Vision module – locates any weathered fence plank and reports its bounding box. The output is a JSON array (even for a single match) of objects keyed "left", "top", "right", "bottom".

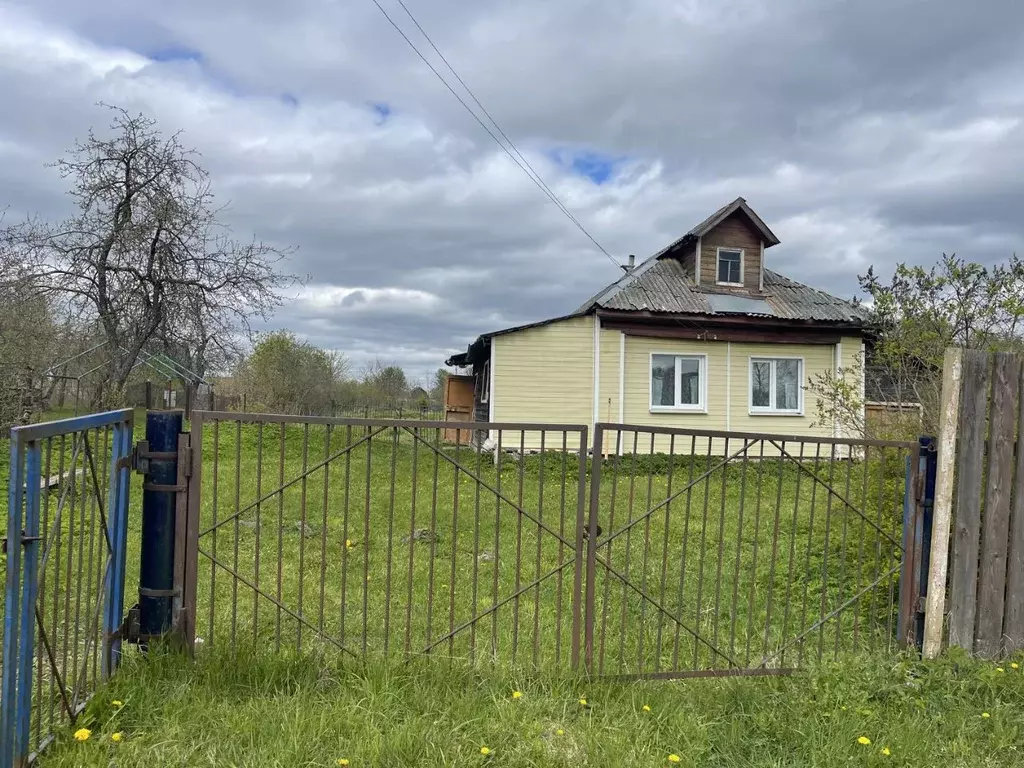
[
  {"left": 975, "top": 352, "right": 1019, "bottom": 657},
  {"left": 949, "top": 349, "right": 989, "bottom": 651},
  {"left": 1004, "top": 362, "right": 1024, "bottom": 654},
  {"left": 923, "top": 347, "right": 962, "bottom": 658}
]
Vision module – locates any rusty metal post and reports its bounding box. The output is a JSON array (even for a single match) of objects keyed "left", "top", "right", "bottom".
[{"left": 582, "top": 425, "right": 602, "bottom": 673}]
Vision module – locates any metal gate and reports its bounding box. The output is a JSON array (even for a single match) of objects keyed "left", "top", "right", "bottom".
[
  {"left": 177, "top": 412, "right": 928, "bottom": 678},
  {"left": 181, "top": 413, "right": 589, "bottom": 671},
  {"left": 1, "top": 410, "right": 133, "bottom": 767},
  {"left": 584, "top": 424, "right": 927, "bottom": 679}
]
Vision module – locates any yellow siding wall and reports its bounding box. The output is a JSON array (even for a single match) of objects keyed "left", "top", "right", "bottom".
[
  {"left": 598, "top": 327, "right": 622, "bottom": 422},
  {"left": 489, "top": 314, "right": 865, "bottom": 455},
  {"left": 620, "top": 336, "right": 729, "bottom": 453},
  {"left": 491, "top": 315, "right": 594, "bottom": 449}
]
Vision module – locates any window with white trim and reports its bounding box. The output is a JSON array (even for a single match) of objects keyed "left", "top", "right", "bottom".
[
  {"left": 750, "top": 358, "right": 802, "bottom": 413},
  {"left": 650, "top": 354, "right": 705, "bottom": 411},
  {"left": 716, "top": 248, "right": 743, "bottom": 285},
  {"left": 480, "top": 360, "right": 490, "bottom": 403}
]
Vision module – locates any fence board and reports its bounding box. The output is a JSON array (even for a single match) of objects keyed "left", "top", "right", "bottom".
[
  {"left": 1004, "top": 362, "right": 1024, "bottom": 654},
  {"left": 949, "top": 349, "right": 989, "bottom": 651},
  {"left": 975, "top": 352, "right": 1019, "bottom": 657}
]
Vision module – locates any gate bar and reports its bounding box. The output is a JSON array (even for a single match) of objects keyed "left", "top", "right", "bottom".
[{"left": 1, "top": 436, "right": 25, "bottom": 767}]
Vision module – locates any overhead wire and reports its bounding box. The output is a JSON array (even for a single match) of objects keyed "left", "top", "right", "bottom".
[{"left": 366, "top": 0, "right": 623, "bottom": 272}]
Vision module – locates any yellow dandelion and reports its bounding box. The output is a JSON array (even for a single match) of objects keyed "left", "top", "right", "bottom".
[
  {"left": 511, "top": 690, "right": 522, "bottom": 699},
  {"left": 111, "top": 700, "right": 124, "bottom": 708},
  {"left": 881, "top": 746, "right": 891, "bottom": 756},
  {"left": 111, "top": 732, "right": 123, "bottom": 743},
  {"left": 73, "top": 728, "right": 91, "bottom": 742},
  {"left": 1012, "top": 662, "right": 1020, "bottom": 670},
  {"left": 642, "top": 704, "right": 651, "bottom": 712},
  {"left": 480, "top": 745, "right": 492, "bottom": 756},
  {"left": 857, "top": 736, "right": 871, "bottom": 746},
  {"left": 345, "top": 539, "right": 353, "bottom": 549},
  {"left": 982, "top": 712, "right": 991, "bottom": 718},
  {"left": 555, "top": 729, "right": 564, "bottom": 736},
  {"left": 336, "top": 760, "right": 350, "bottom": 767},
  {"left": 579, "top": 697, "right": 588, "bottom": 706},
  {"left": 668, "top": 755, "right": 681, "bottom": 764},
  {"left": 996, "top": 667, "right": 1005, "bottom": 673}
]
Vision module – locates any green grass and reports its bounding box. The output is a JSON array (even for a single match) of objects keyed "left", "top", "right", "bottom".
[{"left": 36, "top": 647, "right": 1024, "bottom": 767}]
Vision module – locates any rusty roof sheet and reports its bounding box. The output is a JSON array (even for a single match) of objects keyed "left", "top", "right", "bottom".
[{"left": 592, "top": 259, "right": 868, "bottom": 323}]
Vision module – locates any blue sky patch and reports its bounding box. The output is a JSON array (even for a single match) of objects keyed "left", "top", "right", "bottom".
[
  {"left": 369, "top": 102, "right": 392, "bottom": 125},
  {"left": 548, "top": 148, "right": 623, "bottom": 184},
  {"left": 148, "top": 45, "right": 204, "bottom": 64}
]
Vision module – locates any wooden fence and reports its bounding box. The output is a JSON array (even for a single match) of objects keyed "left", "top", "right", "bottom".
[{"left": 939, "top": 349, "right": 1024, "bottom": 658}]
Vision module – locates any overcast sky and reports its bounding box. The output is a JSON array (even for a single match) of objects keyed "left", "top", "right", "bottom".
[{"left": 2, "top": 0, "right": 1022, "bottom": 382}]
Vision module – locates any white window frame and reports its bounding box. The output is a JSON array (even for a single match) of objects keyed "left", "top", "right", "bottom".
[
  {"left": 749, "top": 356, "right": 804, "bottom": 415},
  {"left": 716, "top": 247, "right": 744, "bottom": 287},
  {"left": 649, "top": 352, "right": 707, "bottom": 413},
  {"left": 480, "top": 360, "right": 490, "bottom": 404}
]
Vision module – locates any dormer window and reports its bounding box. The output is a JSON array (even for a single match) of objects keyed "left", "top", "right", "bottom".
[{"left": 716, "top": 248, "right": 743, "bottom": 286}]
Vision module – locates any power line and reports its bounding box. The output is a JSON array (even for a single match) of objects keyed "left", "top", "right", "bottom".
[
  {"left": 391, "top": 0, "right": 604, "bottom": 254},
  {"left": 366, "top": 0, "right": 622, "bottom": 272}
]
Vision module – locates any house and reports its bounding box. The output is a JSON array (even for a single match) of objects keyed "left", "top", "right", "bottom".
[{"left": 445, "top": 198, "right": 868, "bottom": 453}]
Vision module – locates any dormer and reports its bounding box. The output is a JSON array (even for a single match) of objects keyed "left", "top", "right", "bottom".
[{"left": 671, "top": 198, "right": 780, "bottom": 294}]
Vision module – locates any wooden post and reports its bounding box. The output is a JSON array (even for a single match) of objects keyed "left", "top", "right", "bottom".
[
  {"left": 1005, "top": 362, "right": 1024, "bottom": 654},
  {"left": 145, "top": 380, "right": 153, "bottom": 410},
  {"left": 923, "top": 347, "right": 963, "bottom": 658},
  {"left": 976, "top": 352, "right": 1020, "bottom": 657},
  {"left": 949, "top": 349, "right": 989, "bottom": 652}
]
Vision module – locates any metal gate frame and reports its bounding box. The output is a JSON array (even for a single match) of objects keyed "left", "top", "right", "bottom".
[
  {"left": 1, "top": 410, "right": 133, "bottom": 768},
  {"left": 179, "top": 413, "right": 591, "bottom": 669},
  {"left": 174, "top": 412, "right": 930, "bottom": 679},
  {"left": 581, "top": 423, "right": 931, "bottom": 679}
]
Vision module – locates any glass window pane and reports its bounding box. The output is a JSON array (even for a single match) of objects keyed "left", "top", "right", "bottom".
[
  {"left": 679, "top": 357, "right": 700, "bottom": 405},
  {"left": 751, "top": 360, "right": 771, "bottom": 407},
  {"left": 775, "top": 359, "right": 800, "bottom": 410},
  {"left": 651, "top": 354, "right": 675, "bottom": 407},
  {"left": 718, "top": 250, "right": 741, "bottom": 283}
]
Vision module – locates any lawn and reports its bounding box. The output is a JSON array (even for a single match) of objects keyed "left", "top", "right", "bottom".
[{"left": 35, "top": 647, "right": 1024, "bottom": 767}]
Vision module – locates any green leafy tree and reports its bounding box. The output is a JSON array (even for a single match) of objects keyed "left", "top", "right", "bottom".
[
  {"left": 807, "top": 253, "right": 1024, "bottom": 437},
  {"left": 237, "top": 331, "right": 346, "bottom": 415}
]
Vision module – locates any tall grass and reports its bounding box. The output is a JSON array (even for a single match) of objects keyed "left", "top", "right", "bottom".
[{"left": 36, "top": 647, "right": 1024, "bottom": 767}]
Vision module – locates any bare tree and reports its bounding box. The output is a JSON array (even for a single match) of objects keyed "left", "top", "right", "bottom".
[{"left": 2, "top": 105, "right": 297, "bottom": 403}]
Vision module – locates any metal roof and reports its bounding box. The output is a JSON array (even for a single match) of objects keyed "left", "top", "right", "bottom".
[{"left": 592, "top": 259, "right": 868, "bottom": 323}]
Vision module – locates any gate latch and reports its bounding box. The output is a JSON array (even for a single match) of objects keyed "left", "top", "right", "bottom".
[
  {"left": 118, "top": 441, "right": 180, "bottom": 476},
  {"left": 0, "top": 531, "right": 43, "bottom": 554}
]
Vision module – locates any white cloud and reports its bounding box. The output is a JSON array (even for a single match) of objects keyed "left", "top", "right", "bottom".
[{"left": 1, "top": 0, "right": 1023, "bottom": 382}]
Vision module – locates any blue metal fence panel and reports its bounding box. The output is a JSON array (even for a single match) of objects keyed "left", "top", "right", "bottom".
[
  {"left": 1, "top": 409, "right": 134, "bottom": 768},
  {"left": 1, "top": 437, "right": 25, "bottom": 767}
]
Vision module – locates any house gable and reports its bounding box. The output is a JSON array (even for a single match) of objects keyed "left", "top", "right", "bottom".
[{"left": 697, "top": 210, "right": 765, "bottom": 293}]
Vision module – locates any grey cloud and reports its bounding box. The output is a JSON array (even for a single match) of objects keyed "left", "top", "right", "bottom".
[{"left": 2, "top": 0, "right": 1024, "bottom": 383}]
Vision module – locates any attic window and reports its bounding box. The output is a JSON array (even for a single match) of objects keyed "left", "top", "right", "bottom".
[{"left": 716, "top": 248, "right": 743, "bottom": 286}]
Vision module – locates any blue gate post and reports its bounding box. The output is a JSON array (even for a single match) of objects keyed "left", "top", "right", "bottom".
[
  {"left": 1, "top": 436, "right": 25, "bottom": 768},
  {"left": 898, "top": 437, "right": 937, "bottom": 649},
  {"left": 139, "top": 411, "right": 183, "bottom": 642},
  {"left": 914, "top": 437, "right": 938, "bottom": 648},
  {"left": 13, "top": 441, "right": 42, "bottom": 761},
  {"left": 102, "top": 421, "right": 134, "bottom": 678}
]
